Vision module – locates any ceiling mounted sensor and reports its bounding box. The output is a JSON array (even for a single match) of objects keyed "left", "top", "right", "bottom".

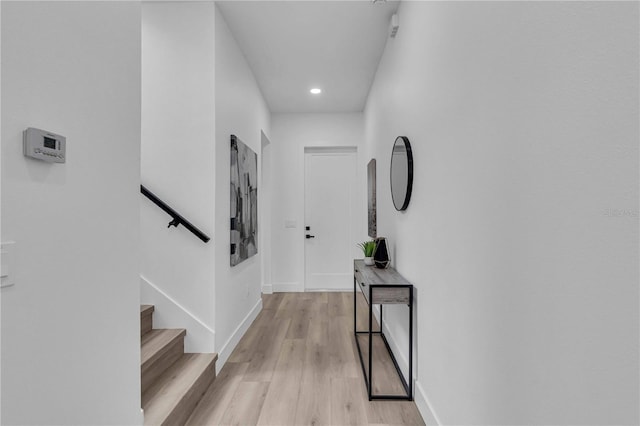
[{"left": 389, "top": 13, "right": 399, "bottom": 38}]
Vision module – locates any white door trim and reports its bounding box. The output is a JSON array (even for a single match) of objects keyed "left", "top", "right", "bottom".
[
  {"left": 260, "top": 130, "right": 273, "bottom": 294},
  {"left": 304, "top": 146, "right": 357, "bottom": 154},
  {"left": 303, "top": 146, "right": 358, "bottom": 292}
]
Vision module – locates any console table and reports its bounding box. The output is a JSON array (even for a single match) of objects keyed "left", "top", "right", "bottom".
[{"left": 353, "top": 259, "right": 413, "bottom": 400}]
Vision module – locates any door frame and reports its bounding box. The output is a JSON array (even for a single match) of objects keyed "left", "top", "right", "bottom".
[
  {"left": 260, "top": 130, "right": 272, "bottom": 294},
  {"left": 303, "top": 146, "right": 359, "bottom": 292}
]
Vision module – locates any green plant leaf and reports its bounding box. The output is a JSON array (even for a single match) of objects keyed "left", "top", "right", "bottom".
[{"left": 357, "top": 240, "right": 376, "bottom": 257}]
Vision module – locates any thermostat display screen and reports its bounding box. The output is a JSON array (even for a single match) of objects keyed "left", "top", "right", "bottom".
[{"left": 43, "top": 136, "right": 56, "bottom": 150}]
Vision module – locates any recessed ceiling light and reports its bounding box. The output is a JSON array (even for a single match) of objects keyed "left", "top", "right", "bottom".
[{"left": 310, "top": 88, "right": 322, "bottom": 95}]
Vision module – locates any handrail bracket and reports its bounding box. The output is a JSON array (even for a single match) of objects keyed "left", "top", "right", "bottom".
[{"left": 140, "top": 185, "right": 211, "bottom": 243}]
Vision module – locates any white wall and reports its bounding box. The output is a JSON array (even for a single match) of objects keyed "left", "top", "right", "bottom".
[
  {"left": 270, "top": 113, "right": 365, "bottom": 292},
  {"left": 364, "top": 2, "right": 638, "bottom": 425},
  {"left": 141, "top": 2, "right": 216, "bottom": 353},
  {"left": 214, "top": 7, "right": 270, "bottom": 367},
  {"left": 0, "top": 3, "right": 3, "bottom": 419},
  {"left": 1, "top": 2, "right": 142, "bottom": 424}
]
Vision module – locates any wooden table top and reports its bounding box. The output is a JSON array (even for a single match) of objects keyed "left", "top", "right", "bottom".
[{"left": 354, "top": 259, "right": 411, "bottom": 286}]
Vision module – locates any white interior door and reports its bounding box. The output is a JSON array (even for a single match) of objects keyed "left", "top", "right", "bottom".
[{"left": 304, "top": 148, "right": 358, "bottom": 291}]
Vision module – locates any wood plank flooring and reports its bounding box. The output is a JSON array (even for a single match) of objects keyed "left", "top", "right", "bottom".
[{"left": 186, "top": 292, "right": 425, "bottom": 426}]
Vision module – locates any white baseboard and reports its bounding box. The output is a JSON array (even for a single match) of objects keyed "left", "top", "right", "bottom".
[
  {"left": 375, "top": 311, "right": 440, "bottom": 425},
  {"left": 305, "top": 288, "right": 353, "bottom": 292},
  {"left": 272, "top": 282, "right": 303, "bottom": 292},
  {"left": 216, "top": 297, "right": 262, "bottom": 373},
  {"left": 415, "top": 380, "right": 442, "bottom": 426},
  {"left": 262, "top": 284, "right": 273, "bottom": 294},
  {"left": 140, "top": 275, "right": 215, "bottom": 353},
  {"left": 272, "top": 282, "right": 353, "bottom": 293},
  {"left": 375, "top": 308, "right": 409, "bottom": 382}
]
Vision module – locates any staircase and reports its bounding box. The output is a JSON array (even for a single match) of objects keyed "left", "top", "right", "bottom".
[{"left": 140, "top": 305, "right": 218, "bottom": 426}]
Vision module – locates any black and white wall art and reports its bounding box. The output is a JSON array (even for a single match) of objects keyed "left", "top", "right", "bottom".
[{"left": 230, "top": 134, "right": 258, "bottom": 266}]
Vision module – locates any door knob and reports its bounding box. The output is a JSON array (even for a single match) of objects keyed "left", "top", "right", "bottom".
[{"left": 306, "top": 234, "right": 315, "bottom": 239}]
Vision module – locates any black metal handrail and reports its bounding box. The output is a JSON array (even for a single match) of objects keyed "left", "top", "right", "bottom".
[{"left": 140, "top": 185, "right": 211, "bottom": 243}]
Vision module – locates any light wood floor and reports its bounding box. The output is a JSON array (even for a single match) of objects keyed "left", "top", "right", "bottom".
[{"left": 186, "top": 292, "right": 425, "bottom": 426}]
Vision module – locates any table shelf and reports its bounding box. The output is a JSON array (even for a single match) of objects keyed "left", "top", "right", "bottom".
[{"left": 353, "top": 259, "right": 414, "bottom": 401}]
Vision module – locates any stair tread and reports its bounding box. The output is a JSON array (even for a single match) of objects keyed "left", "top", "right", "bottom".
[
  {"left": 141, "top": 305, "right": 154, "bottom": 315},
  {"left": 141, "top": 328, "right": 186, "bottom": 368},
  {"left": 143, "top": 353, "right": 218, "bottom": 425}
]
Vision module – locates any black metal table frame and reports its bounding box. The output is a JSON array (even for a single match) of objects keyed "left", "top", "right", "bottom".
[{"left": 353, "top": 278, "right": 413, "bottom": 401}]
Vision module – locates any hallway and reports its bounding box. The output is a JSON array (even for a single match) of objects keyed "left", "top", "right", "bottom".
[
  {"left": 2, "top": 1, "right": 637, "bottom": 424},
  {"left": 186, "top": 292, "right": 424, "bottom": 425}
]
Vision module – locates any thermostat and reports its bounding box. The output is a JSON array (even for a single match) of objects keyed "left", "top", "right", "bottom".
[{"left": 23, "top": 127, "right": 66, "bottom": 163}]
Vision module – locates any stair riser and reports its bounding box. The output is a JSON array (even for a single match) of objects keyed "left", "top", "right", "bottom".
[
  {"left": 142, "top": 337, "right": 184, "bottom": 395},
  {"left": 140, "top": 305, "right": 217, "bottom": 426},
  {"left": 161, "top": 358, "right": 217, "bottom": 426},
  {"left": 141, "top": 312, "right": 153, "bottom": 337}
]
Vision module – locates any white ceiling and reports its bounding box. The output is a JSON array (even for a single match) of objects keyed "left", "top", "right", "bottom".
[{"left": 216, "top": 1, "right": 400, "bottom": 113}]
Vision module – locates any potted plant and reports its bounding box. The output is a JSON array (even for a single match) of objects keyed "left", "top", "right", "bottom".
[{"left": 358, "top": 240, "right": 376, "bottom": 266}]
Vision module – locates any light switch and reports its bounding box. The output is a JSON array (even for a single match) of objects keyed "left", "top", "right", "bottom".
[{"left": 1, "top": 241, "right": 16, "bottom": 289}]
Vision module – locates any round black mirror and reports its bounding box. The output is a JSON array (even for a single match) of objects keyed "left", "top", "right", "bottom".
[{"left": 390, "top": 136, "right": 413, "bottom": 211}]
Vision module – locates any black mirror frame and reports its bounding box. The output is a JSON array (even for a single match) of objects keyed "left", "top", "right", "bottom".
[{"left": 390, "top": 136, "right": 413, "bottom": 211}]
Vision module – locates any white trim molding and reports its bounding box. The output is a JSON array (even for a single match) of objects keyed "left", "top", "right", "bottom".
[
  {"left": 374, "top": 307, "right": 442, "bottom": 425},
  {"left": 376, "top": 310, "right": 410, "bottom": 381},
  {"left": 261, "top": 283, "right": 273, "bottom": 294},
  {"left": 216, "top": 297, "right": 263, "bottom": 373},
  {"left": 272, "top": 281, "right": 303, "bottom": 292},
  {"left": 140, "top": 275, "right": 215, "bottom": 353},
  {"left": 305, "top": 288, "right": 353, "bottom": 292},
  {"left": 303, "top": 146, "right": 357, "bottom": 154},
  {"left": 415, "top": 380, "right": 442, "bottom": 426}
]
